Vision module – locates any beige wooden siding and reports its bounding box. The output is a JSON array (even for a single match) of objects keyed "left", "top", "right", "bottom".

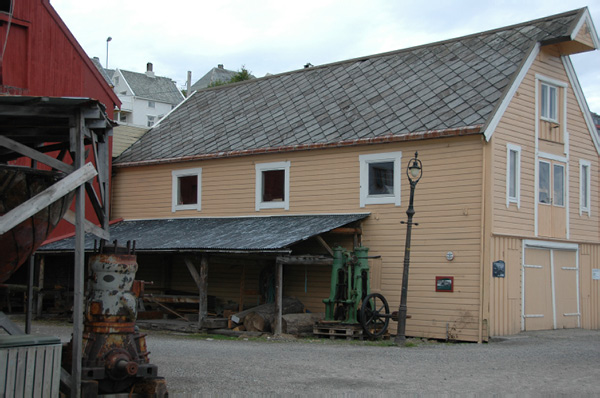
[
  {"left": 574, "top": 22, "right": 595, "bottom": 49},
  {"left": 113, "top": 135, "right": 485, "bottom": 341},
  {"left": 579, "top": 244, "right": 600, "bottom": 330},
  {"left": 491, "top": 51, "right": 600, "bottom": 243},
  {"left": 488, "top": 236, "right": 522, "bottom": 336}
]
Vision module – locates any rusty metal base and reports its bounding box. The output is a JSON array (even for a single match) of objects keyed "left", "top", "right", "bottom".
[{"left": 77, "top": 377, "right": 168, "bottom": 398}]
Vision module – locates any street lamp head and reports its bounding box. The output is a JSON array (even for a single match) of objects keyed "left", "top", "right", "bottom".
[
  {"left": 407, "top": 151, "right": 422, "bottom": 183},
  {"left": 107, "top": 36, "right": 112, "bottom": 42}
]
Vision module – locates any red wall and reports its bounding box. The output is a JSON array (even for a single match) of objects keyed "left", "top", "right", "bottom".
[{"left": 0, "top": 0, "right": 121, "bottom": 238}]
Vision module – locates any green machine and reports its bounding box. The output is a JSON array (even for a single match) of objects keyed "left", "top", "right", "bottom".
[{"left": 323, "top": 246, "right": 392, "bottom": 337}]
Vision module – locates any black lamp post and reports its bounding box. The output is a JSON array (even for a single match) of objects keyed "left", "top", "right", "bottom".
[{"left": 395, "top": 151, "right": 422, "bottom": 345}]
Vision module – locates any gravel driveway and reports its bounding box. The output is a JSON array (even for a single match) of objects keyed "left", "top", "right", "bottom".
[{"left": 12, "top": 318, "right": 600, "bottom": 396}]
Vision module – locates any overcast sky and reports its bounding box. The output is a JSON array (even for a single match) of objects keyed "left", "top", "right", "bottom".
[{"left": 51, "top": 0, "right": 600, "bottom": 112}]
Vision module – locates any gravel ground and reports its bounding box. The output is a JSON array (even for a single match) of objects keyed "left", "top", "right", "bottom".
[{"left": 9, "top": 317, "right": 600, "bottom": 396}]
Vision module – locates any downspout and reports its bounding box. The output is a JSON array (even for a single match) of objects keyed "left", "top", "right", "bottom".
[{"left": 477, "top": 136, "right": 487, "bottom": 344}]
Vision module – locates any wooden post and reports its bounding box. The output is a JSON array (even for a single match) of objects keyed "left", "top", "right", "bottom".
[
  {"left": 25, "top": 255, "right": 34, "bottom": 334},
  {"left": 238, "top": 265, "right": 246, "bottom": 312},
  {"left": 199, "top": 254, "right": 208, "bottom": 330},
  {"left": 36, "top": 255, "right": 45, "bottom": 318},
  {"left": 71, "top": 111, "right": 85, "bottom": 398},
  {"left": 274, "top": 257, "right": 283, "bottom": 335},
  {"left": 184, "top": 256, "right": 208, "bottom": 330}
]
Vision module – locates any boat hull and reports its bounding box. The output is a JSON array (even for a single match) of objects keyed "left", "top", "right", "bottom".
[{"left": 0, "top": 165, "right": 74, "bottom": 282}]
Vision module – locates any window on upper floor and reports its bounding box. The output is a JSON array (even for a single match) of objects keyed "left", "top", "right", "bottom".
[
  {"left": 255, "top": 161, "right": 290, "bottom": 211},
  {"left": 114, "top": 76, "right": 119, "bottom": 85},
  {"left": 147, "top": 115, "right": 155, "bottom": 127},
  {"left": 148, "top": 101, "right": 156, "bottom": 108},
  {"left": 359, "top": 152, "right": 402, "bottom": 207},
  {"left": 541, "top": 83, "right": 558, "bottom": 123},
  {"left": 172, "top": 168, "right": 201, "bottom": 212},
  {"left": 1, "top": 0, "right": 11, "bottom": 12},
  {"left": 580, "top": 160, "right": 591, "bottom": 216},
  {"left": 506, "top": 144, "right": 521, "bottom": 208}
]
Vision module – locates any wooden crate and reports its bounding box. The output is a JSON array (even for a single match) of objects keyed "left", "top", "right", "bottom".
[{"left": 0, "top": 335, "right": 62, "bottom": 397}]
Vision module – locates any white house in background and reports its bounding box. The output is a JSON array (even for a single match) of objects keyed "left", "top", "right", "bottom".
[{"left": 112, "top": 63, "right": 184, "bottom": 127}]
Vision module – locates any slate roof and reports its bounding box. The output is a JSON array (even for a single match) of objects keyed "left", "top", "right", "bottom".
[
  {"left": 190, "top": 66, "right": 239, "bottom": 91},
  {"left": 119, "top": 69, "right": 184, "bottom": 105},
  {"left": 115, "top": 9, "right": 586, "bottom": 166},
  {"left": 39, "top": 214, "right": 369, "bottom": 253},
  {"left": 90, "top": 57, "right": 114, "bottom": 87}
]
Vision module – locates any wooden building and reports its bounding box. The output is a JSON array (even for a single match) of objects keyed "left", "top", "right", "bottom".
[
  {"left": 0, "top": 0, "right": 120, "bottom": 239},
  {"left": 43, "top": 9, "right": 600, "bottom": 342}
]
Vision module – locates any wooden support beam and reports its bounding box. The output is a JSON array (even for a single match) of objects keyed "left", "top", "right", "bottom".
[
  {"left": 36, "top": 256, "right": 45, "bottom": 318},
  {"left": 314, "top": 235, "right": 334, "bottom": 257},
  {"left": 184, "top": 257, "right": 203, "bottom": 289},
  {"left": 72, "top": 111, "right": 85, "bottom": 398},
  {"left": 26, "top": 255, "right": 34, "bottom": 334},
  {"left": 329, "top": 227, "right": 362, "bottom": 235},
  {"left": 275, "top": 256, "right": 333, "bottom": 266},
  {"left": 62, "top": 210, "right": 110, "bottom": 240},
  {"left": 0, "top": 135, "right": 74, "bottom": 173},
  {"left": 199, "top": 255, "right": 208, "bottom": 330},
  {"left": 274, "top": 257, "right": 283, "bottom": 335},
  {"left": 84, "top": 182, "right": 105, "bottom": 227},
  {"left": 0, "top": 162, "right": 97, "bottom": 235}
]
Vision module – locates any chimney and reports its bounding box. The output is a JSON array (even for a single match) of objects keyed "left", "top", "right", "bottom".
[
  {"left": 218, "top": 64, "right": 224, "bottom": 69},
  {"left": 146, "top": 62, "right": 155, "bottom": 78}
]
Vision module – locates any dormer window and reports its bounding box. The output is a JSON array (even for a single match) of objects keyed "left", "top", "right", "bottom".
[
  {"left": 148, "top": 101, "right": 156, "bottom": 108},
  {"left": 541, "top": 83, "right": 558, "bottom": 122}
]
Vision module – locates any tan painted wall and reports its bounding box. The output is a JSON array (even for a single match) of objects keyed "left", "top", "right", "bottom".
[
  {"left": 487, "top": 49, "right": 600, "bottom": 335},
  {"left": 491, "top": 49, "right": 600, "bottom": 242},
  {"left": 113, "top": 136, "right": 485, "bottom": 341}
]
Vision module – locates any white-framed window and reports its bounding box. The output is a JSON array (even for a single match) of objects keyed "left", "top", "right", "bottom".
[
  {"left": 255, "top": 161, "right": 290, "bottom": 211},
  {"left": 171, "top": 168, "right": 202, "bottom": 212},
  {"left": 506, "top": 144, "right": 521, "bottom": 208},
  {"left": 359, "top": 152, "right": 402, "bottom": 207},
  {"left": 118, "top": 112, "right": 128, "bottom": 123},
  {"left": 540, "top": 82, "right": 558, "bottom": 122},
  {"left": 580, "top": 159, "right": 591, "bottom": 215},
  {"left": 148, "top": 100, "right": 156, "bottom": 108},
  {"left": 147, "top": 115, "right": 155, "bottom": 127}
]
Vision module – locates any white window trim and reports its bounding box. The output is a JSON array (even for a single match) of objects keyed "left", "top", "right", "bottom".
[
  {"left": 506, "top": 143, "right": 521, "bottom": 208},
  {"left": 359, "top": 152, "right": 402, "bottom": 208},
  {"left": 255, "top": 161, "right": 290, "bottom": 211},
  {"left": 579, "top": 159, "right": 591, "bottom": 216},
  {"left": 540, "top": 82, "right": 558, "bottom": 123},
  {"left": 171, "top": 168, "right": 202, "bottom": 212}
]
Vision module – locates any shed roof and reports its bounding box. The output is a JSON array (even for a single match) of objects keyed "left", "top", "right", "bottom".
[
  {"left": 115, "top": 8, "right": 589, "bottom": 167},
  {"left": 119, "top": 69, "right": 185, "bottom": 105},
  {"left": 39, "top": 214, "right": 369, "bottom": 253}
]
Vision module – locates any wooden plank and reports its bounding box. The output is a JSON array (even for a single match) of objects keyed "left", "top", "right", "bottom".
[
  {"left": 5, "top": 349, "right": 16, "bottom": 396},
  {"left": 275, "top": 258, "right": 283, "bottom": 335},
  {"left": 62, "top": 209, "right": 110, "bottom": 240},
  {"left": 24, "top": 346, "right": 35, "bottom": 397},
  {"left": 36, "top": 256, "right": 45, "bottom": 318},
  {"left": 84, "top": 182, "right": 106, "bottom": 227},
  {"left": 0, "top": 135, "right": 74, "bottom": 173},
  {"left": 0, "top": 350, "right": 7, "bottom": 397},
  {"left": 26, "top": 256, "right": 34, "bottom": 334},
  {"left": 184, "top": 257, "right": 202, "bottom": 289},
  {"left": 33, "top": 346, "right": 45, "bottom": 397},
  {"left": 0, "top": 162, "right": 97, "bottom": 235}
]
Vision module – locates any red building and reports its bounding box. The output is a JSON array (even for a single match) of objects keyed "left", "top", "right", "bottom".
[{"left": 0, "top": 0, "right": 121, "bottom": 238}]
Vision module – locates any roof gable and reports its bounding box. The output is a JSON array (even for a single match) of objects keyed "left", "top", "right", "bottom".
[
  {"left": 119, "top": 69, "right": 184, "bottom": 105},
  {"left": 116, "top": 8, "right": 590, "bottom": 166}
]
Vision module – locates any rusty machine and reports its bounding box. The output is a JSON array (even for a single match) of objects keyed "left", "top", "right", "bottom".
[
  {"left": 63, "top": 241, "right": 167, "bottom": 396},
  {"left": 322, "top": 246, "right": 393, "bottom": 338}
]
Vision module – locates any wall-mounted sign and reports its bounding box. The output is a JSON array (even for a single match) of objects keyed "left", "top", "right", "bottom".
[
  {"left": 446, "top": 251, "right": 454, "bottom": 261},
  {"left": 493, "top": 260, "right": 505, "bottom": 278},
  {"left": 593, "top": 269, "right": 600, "bottom": 280},
  {"left": 435, "top": 276, "right": 454, "bottom": 292}
]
